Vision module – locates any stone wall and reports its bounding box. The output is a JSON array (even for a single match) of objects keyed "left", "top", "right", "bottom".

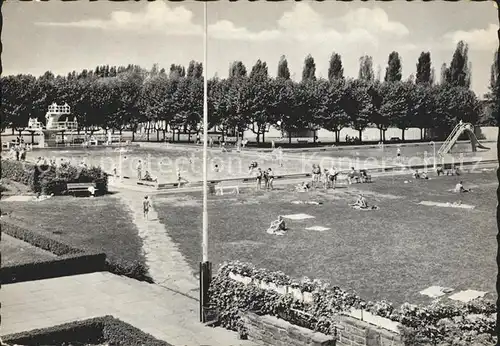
[
  {"left": 336, "top": 315, "right": 403, "bottom": 346},
  {"left": 230, "top": 272, "right": 404, "bottom": 346},
  {"left": 241, "top": 312, "right": 404, "bottom": 346},
  {"left": 241, "top": 311, "right": 336, "bottom": 346}
]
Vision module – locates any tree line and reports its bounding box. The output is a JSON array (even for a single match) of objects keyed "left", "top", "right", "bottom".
[{"left": 1, "top": 40, "right": 497, "bottom": 143}]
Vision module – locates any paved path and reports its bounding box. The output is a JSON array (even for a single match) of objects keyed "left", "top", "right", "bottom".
[
  {"left": 1, "top": 272, "right": 255, "bottom": 346},
  {"left": 118, "top": 191, "right": 199, "bottom": 299}
]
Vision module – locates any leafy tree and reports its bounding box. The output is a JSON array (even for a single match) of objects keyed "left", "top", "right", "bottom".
[
  {"left": 327, "top": 53, "right": 344, "bottom": 81},
  {"left": 384, "top": 52, "right": 402, "bottom": 82},
  {"left": 277, "top": 55, "right": 291, "bottom": 80},
  {"left": 187, "top": 61, "right": 203, "bottom": 79},
  {"left": 245, "top": 60, "right": 275, "bottom": 143},
  {"left": 367, "top": 81, "right": 386, "bottom": 141},
  {"left": 169, "top": 64, "right": 186, "bottom": 78},
  {"left": 314, "top": 79, "right": 349, "bottom": 143},
  {"left": 302, "top": 54, "right": 316, "bottom": 82},
  {"left": 484, "top": 49, "right": 499, "bottom": 125},
  {"left": 229, "top": 61, "right": 247, "bottom": 78},
  {"left": 249, "top": 60, "right": 268, "bottom": 81},
  {"left": 358, "top": 56, "right": 374, "bottom": 82},
  {"left": 416, "top": 52, "right": 432, "bottom": 85},
  {"left": 279, "top": 81, "right": 311, "bottom": 143},
  {"left": 345, "top": 79, "right": 372, "bottom": 141},
  {"left": 444, "top": 41, "right": 471, "bottom": 88}
]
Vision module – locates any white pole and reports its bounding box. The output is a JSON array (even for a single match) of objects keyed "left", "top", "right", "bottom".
[
  {"left": 430, "top": 141, "right": 436, "bottom": 170},
  {"left": 202, "top": 0, "right": 209, "bottom": 263}
]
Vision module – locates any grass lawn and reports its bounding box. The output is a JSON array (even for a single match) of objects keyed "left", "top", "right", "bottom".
[
  {"left": 1, "top": 233, "right": 57, "bottom": 266},
  {"left": 0, "top": 195, "right": 147, "bottom": 270},
  {"left": 154, "top": 171, "right": 497, "bottom": 306}
]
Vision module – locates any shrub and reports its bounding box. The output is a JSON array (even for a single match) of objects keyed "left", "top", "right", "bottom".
[
  {"left": 0, "top": 159, "right": 108, "bottom": 195},
  {"left": 1, "top": 160, "right": 36, "bottom": 190},
  {"left": 2, "top": 316, "right": 173, "bottom": 346},
  {"left": 105, "top": 258, "right": 154, "bottom": 284},
  {"left": 209, "top": 261, "right": 496, "bottom": 345}
]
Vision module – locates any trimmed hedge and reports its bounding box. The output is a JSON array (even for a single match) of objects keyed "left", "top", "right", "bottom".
[
  {"left": 0, "top": 218, "right": 153, "bottom": 284},
  {"left": 209, "top": 261, "right": 496, "bottom": 345},
  {"left": 2, "top": 315, "right": 173, "bottom": 346},
  {"left": 1, "top": 219, "right": 106, "bottom": 284},
  {"left": 1, "top": 159, "right": 108, "bottom": 195}
]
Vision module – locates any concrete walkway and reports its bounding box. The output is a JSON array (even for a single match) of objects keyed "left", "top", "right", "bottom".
[
  {"left": 1, "top": 272, "right": 255, "bottom": 346},
  {"left": 118, "top": 190, "right": 199, "bottom": 299}
]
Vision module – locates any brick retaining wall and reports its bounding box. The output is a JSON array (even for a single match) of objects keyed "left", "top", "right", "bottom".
[
  {"left": 242, "top": 311, "right": 336, "bottom": 346},
  {"left": 337, "top": 316, "right": 403, "bottom": 346}
]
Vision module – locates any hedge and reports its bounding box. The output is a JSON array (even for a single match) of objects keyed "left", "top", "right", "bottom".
[
  {"left": 0, "top": 218, "right": 152, "bottom": 284},
  {"left": 1, "top": 159, "right": 108, "bottom": 195},
  {"left": 2, "top": 316, "right": 173, "bottom": 346},
  {"left": 209, "top": 261, "right": 496, "bottom": 345}
]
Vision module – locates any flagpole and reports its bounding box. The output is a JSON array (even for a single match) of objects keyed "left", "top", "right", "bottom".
[{"left": 200, "top": 0, "right": 211, "bottom": 323}]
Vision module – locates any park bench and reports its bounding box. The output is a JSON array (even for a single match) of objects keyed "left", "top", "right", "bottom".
[
  {"left": 66, "top": 182, "right": 98, "bottom": 197},
  {"left": 216, "top": 185, "right": 240, "bottom": 195}
]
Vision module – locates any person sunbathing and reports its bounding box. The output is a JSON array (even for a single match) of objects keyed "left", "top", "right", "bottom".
[
  {"left": 296, "top": 181, "right": 310, "bottom": 192},
  {"left": 454, "top": 181, "right": 470, "bottom": 193},
  {"left": 143, "top": 171, "right": 158, "bottom": 182},
  {"left": 413, "top": 170, "right": 421, "bottom": 179},
  {"left": 267, "top": 215, "right": 287, "bottom": 235},
  {"left": 350, "top": 194, "right": 368, "bottom": 208}
]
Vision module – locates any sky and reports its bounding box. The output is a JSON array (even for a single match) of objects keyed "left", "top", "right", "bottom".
[{"left": 3, "top": 0, "right": 498, "bottom": 97}]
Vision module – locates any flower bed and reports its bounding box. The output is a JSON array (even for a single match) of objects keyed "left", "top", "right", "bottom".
[
  {"left": 2, "top": 315, "right": 173, "bottom": 346},
  {"left": 1, "top": 159, "right": 108, "bottom": 195},
  {"left": 0, "top": 218, "right": 151, "bottom": 283},
  {"left": 209, "top": 261, "right": 496, "bottom": 345}
]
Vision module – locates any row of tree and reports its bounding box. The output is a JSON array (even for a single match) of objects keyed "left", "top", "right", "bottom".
[{"left": 1, "top": 41, "right": 497, "bottom": 143}]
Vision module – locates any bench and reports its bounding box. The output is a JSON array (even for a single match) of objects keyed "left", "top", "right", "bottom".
[
  {"left": 66, "top": 182, "right": 98, "bottom": 196},
  {"left": 216, "top": 185, "right": 240, "bottom": 196}
]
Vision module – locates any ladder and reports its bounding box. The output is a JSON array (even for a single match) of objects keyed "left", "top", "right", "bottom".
[{"left": 437, "top": 122, "right": 467, "bottom": 156}]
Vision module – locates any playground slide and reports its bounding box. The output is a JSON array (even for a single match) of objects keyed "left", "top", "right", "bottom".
[
  {"left": 438, "top": 123, "right": 490, "bottom": 155},
  {"left": 464, "top": 126, "right": 490, "bottom": 151}
]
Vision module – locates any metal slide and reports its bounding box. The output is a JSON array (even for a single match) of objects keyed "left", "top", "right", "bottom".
[{"left": 437, "top": 122, "right": 489, "bottom": 156}]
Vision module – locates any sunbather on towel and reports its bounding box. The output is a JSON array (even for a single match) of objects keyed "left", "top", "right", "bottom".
[
  {"left": 454, "top": 181, "right": 470, "bottom": 193},
  {"left": 266, "top": 216, "right": 287, "bottom": 235},
  {"left": 296, "top": 181, "right": 310, "bottom": 192},
  {"left": 350, "top": 194, "right": 368, "bottom": 208}
]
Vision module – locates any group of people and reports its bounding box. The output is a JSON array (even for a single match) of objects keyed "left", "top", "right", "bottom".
[
  {"left": 253, "top": 165, "right": 275, "bottom": 190},
  {"left": 8, "top": 142, "right": 29, "bottom": 161}
]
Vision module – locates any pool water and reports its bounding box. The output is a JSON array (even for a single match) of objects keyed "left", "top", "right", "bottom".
[{"left": 27, "top": 142, "right": 496, "bottom": 183}]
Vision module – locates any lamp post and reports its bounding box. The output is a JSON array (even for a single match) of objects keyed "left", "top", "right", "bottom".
[{"left": 199, "top": 0, "right": 212, "bottom": 323}]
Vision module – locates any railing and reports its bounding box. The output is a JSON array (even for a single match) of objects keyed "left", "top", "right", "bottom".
[
  {"left": 437, "top": 123, "right": 466, "bottom": 156},
  {"left": 46, "top": 121, "right": 78, "bottom": 130},
  {"left": 47, "top": 104, "right": 71, "bottom": 114}
]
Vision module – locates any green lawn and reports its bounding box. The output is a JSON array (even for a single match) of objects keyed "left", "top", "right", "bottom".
[
  {"left": 0, "top": 196, "right": 147, "bottom": 271},
  {"left": 1, "top": 233, "right": 57, "bottom": 266},
  {"left": 154, "top": 171, "right": 497, "bottom": 306}
]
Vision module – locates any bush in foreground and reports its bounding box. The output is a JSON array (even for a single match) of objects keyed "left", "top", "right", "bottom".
[
  {"left": 209, "top": 261, "right": 496, "bottom": 345},
  {"left": 1, "top": 159, "right": 108, "bottom": 195},
  {"left": 2, "top": 315, "right": 173, "bottom": 346}
]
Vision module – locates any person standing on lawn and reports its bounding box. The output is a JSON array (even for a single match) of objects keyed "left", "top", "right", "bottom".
[
  {"left": 143, "top": 196, "right": 152, "bottom": 220},
  {"left": 136, "top": 160, "right": 143, "bottom": 180}
]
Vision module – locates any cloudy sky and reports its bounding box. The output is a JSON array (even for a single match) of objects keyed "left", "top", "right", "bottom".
[{"left": 3, "top": 1, "right": 498, "bottom": 96}]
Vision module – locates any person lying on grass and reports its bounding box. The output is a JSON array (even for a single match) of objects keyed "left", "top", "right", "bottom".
[
  {"left": 296, "top": 181, "right": 310, "bottom": 192},
  {"left": 454, "top": 181, "right": 471, "bottom": 193}
]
